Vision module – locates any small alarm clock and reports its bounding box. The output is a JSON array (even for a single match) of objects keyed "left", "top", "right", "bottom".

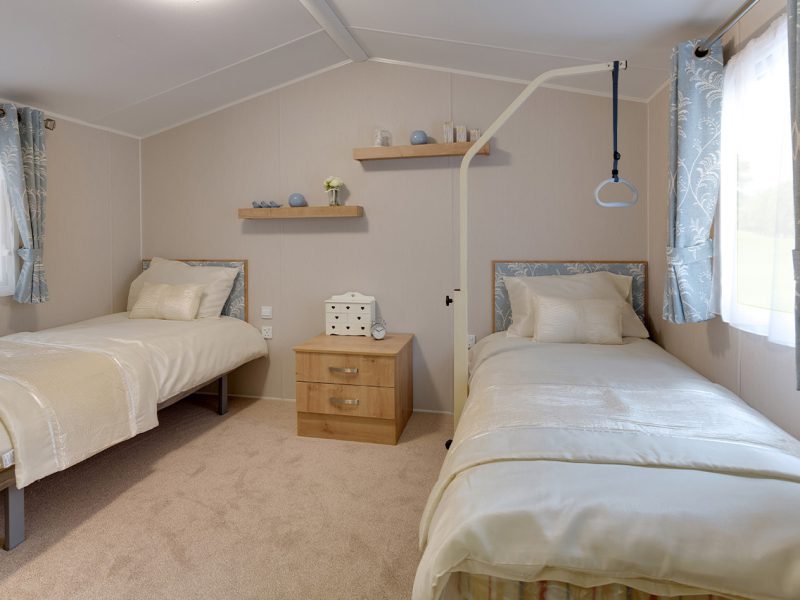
[{"left": 370, "top": 320, "right": 387, "bottom": 341}]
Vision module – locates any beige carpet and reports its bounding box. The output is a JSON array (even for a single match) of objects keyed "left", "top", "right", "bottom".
[{"left": 0, "top": 397, "right": 452, "bottom": 600}]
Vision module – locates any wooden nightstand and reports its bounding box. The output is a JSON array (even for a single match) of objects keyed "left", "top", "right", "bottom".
[{"left": 293, "top": 333, "right": 413, "bottom": 445}]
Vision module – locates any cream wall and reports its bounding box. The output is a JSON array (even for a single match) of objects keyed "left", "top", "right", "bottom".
[
  {"left": 0, "top": 119, "right": 140, "bottom": 336},
  {"left": 646, "top": 0, "right": 800, "bottom": 439},
  {"left": 141, "top": 60, "right": 648, "bottom": 412}
]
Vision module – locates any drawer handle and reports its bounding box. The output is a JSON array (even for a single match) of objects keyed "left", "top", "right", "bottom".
[
  {"left": 329, "top": 397, "right": 359, "bottom": 407},
  {"left": 329, "top": 366, "right": 358, "bottom": 374}
]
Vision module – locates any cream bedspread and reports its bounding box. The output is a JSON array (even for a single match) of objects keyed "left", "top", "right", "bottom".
[
  {"left": 12, "top": 313, "right": 268, "bottom": 403},
  {"left": 0, "top": 313, "right": 267, "bottom": 488},
  {"left": 414, "top": 334, "right": 800, "bottom": 600},
  {"left": 0, "top": 339, "right": 157, "bottom": 488}
]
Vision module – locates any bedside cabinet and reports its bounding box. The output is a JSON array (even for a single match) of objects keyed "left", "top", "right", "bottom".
[{"left": 293, "top": 333, "right": 413, "bottom": 445}]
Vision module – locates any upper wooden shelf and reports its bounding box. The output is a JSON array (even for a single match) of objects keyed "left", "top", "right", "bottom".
[
  {"left": 238, "top": 206, "right": 364, "bottom": 219},
  {"left": 353, "top": 141, "right": 490, "bottom": 161}
]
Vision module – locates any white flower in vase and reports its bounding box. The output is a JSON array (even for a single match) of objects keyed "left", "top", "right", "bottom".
[{"left": 323, "top": 176, "right": 345, "bottom": 206}]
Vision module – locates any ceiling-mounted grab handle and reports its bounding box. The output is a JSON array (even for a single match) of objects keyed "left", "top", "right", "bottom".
[
  {"left": 594, "top": 177, "right": 639, "bottom": 208},
  {"left": 594, "top": 61, "right": 637, "bottom": 209}
]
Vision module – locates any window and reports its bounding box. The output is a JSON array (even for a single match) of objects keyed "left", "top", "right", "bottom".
[
  {"left": 717, "top": 14, "right": 794, "bottom": 347},
  {"left": 0, "top": 165, "right": 16, "bottom": 297}
]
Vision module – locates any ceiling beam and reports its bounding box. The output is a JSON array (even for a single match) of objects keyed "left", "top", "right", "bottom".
[{"left": 297, "top": 0, "right": 368, "bottom": 62}]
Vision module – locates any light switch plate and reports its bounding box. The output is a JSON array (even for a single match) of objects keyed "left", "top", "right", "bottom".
[
  {"left": 260, "top": 306, "right": 272, "bottom": 319},
  {"left": 261, "top": 326, "right": 273, "bottom": 339},
  {"left": 467, "top": 334, "right": 476, "bottom": 348}
]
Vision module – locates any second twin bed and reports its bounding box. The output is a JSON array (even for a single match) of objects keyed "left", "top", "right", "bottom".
[{"left": 415, "top": 261, "right": 800, "bottom": 600}]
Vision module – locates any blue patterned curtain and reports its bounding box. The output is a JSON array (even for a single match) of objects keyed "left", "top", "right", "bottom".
[
  {"left": 789, "top": 1, "right": 800, "bottom": 386},
  {"left": 663, "top": 41, "right": 724, "bottom": 324},
  {"left": 0, "top": 104, "right": 48, "bottom": 303}
]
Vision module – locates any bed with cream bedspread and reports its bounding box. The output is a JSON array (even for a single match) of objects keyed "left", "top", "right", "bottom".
[
  {"left": 0, "top": 313, "right": 266, "bottom": 488},
  {"left": 414, "top": 333, "right": 800, "bottom": 600}
]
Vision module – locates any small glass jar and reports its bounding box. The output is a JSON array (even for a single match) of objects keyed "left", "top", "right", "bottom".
[{"left": 373, "top": 129, "right": 391, "bottom": 147}]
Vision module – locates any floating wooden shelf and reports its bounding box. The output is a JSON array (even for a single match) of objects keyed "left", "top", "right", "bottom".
[
  {"left": 353, "top": 141, "right": 490, "bottom": 161},
  {"left": 238, "top": 206, "right": 364, "bottom": 219}
]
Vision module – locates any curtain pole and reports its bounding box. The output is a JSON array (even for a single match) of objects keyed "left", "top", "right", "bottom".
[{"left": 695, "top": 0, "right": 761, "bottom": 56}]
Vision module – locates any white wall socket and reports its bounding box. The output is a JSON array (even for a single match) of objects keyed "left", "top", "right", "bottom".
[
  {"left": 261, "top": 326, "right": 273, "bottom": 339},
  {"left": 467, "top": 334, "right": 476, "bottom": 348},
  {"left": 260, "top": 306, "right": 272, "bottom": 319}
]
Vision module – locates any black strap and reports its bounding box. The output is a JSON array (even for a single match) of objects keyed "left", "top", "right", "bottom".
[{"left": 611, "top": 60, "right": 621, "bottom": 182}]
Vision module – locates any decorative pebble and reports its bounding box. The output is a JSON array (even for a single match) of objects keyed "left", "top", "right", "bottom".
[
  {"left": 288, "top": 193, "right": 307, "bottom": 207},
  {"left": 410, "top": 130, "right": 428, "bottom": 145}
]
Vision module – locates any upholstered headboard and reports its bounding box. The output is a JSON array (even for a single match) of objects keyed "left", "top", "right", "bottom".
[
  {"left": 493, "top": 260, "right": 648, "bottom": 332},
  {"left": 142, "top": 259, "right": 248, "bottom": 321}
]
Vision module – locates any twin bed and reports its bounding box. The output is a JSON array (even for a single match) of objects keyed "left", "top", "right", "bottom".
[
  {"left": 0, "top": 259, "right": 267, "bottom": 550},
  {"left": 3, "top": 256, "right": 799, "bottom": 600},
  {"left": 415, "top": 261, "right": 800, "bottom": 600}
]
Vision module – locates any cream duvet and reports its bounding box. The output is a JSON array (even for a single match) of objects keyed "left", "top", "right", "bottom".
[
  {"left": 0, "top": 313, "right": 267, "bottom": 488},
  {"left": 414, "top": 334, "right": 800, "bottom": 600},
  {"left": 0, "top": 335, "right": 158, "bottom": 488}
]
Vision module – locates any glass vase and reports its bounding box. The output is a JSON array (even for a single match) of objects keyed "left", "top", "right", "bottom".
[{"left": 328, "top": 189, "right": 340, "bottom": 206}]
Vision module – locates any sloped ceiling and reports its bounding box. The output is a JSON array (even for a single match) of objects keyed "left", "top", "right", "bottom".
[{"left": 0, "top": 0, "right": 742, "bottom": 138}]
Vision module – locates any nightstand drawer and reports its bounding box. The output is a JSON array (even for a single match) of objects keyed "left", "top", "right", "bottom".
[
  {"left": 296, "top": 382, "right": 395, "bottom": 419},
  {"left": 296, "top": 352, "right": 395, "bottom": 387}
]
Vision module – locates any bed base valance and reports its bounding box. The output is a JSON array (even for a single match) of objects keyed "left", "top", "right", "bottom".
[{"left": 447, "top": 573, "right": 734, "bottom": 600}]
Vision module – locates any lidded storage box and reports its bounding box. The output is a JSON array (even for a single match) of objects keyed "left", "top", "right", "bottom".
[{"left": 325, "top": 292, "right": 375, "bottom": 336}]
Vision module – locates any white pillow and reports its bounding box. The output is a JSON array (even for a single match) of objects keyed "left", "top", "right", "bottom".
[
  {"left": 534, "top": 296, "right": 623, "bottom": 344},
  {"left": 504, "top": 271, "right": 648, "bottom": 339},
  {"left": 128, "top": 258, "right": 238, "bottom": 319},
  {"left": 129, "top": 282, "right": 205, "bottom": 321},
  {"left": 605, "top": 272, "right": 634, "bottom": 303}
]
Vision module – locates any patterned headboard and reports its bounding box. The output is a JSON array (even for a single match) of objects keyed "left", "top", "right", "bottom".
[
  {"left": 142, "top": 259, "right": 248, "bottom": 321},
  {"left": 493, "top": 261, "right": 648, "bottom": 332}
]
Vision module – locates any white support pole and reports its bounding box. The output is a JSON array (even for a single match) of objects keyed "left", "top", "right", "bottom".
[{"left": 453, "top": 61, "right": 626, "bottom": 427}]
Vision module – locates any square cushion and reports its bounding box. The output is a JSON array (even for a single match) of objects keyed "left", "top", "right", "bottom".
[{"left": 129, "top": 282, "right": 204, "bottom": 321}]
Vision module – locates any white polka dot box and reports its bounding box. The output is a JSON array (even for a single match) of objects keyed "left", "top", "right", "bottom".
[{"left": 324, "top": 292, "right": 376, "bottom": 336}]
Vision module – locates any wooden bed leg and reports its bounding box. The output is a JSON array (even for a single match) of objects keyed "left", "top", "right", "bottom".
[
  {"left": 217, "top": 374, "right": 229, "bottom": 416},
  {"left": 3, "top": 484, "right": 24, "bottom": 550}
]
